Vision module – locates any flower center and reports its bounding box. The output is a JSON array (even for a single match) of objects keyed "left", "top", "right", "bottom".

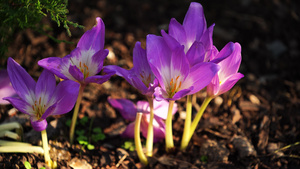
[
  {"left": 31, "top": 97, "right": 46, "bottom": 120},
  {"left": 78, "top": 61, "right": 90, "bottom": 78},
  {"left": 139, "top": 71, "right": 152, "bottom": 87},
  {"left": 168, "top": 75, "right": 182, "bottom": 97}
]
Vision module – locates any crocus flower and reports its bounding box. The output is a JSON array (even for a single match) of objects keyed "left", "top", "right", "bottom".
[
  {"left": 38, "top": 17, "right": 114, "bottom": 85},
  {"left": 0, "top": 69, "right": 17, "bottom": 105},
  {"left": 104, "top": 42, "right": 158, "bottom": 97},
  {"left": 146, "top": 34, "right": 220, "bottom": 100},
  {"left": 4, "top": 58, "right": 79, "bottom": 131},
  {"left": 108, "top": 97, "right": 177, "bottom": 142},
  {"left": 207, "top": 42, "right": 244, "bottom": 97},
  {"left": 162, "top": 2, "right": 214, "bottom": 66}
]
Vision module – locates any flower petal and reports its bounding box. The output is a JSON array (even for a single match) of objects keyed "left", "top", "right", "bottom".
[
  {"left": 3, "top": 97, "right": 32, "bottom": 115},
  {"left": 38, "top": 57, "right": 68, "bottom": 79},
  {"left": 161, "top": 30, "right": 181, "bottom": 51},
  {"left": 30, "top": 118, "right": 47, "bottom": 132},
  {"left": 0, "top": 85, "right": 16, "bottom": 105},
  {"left": 69, "top": 65, "right": 84, "bottom": 82},
  {"left": 41, "top": 103, "right": 57, "bottom": 119},
  {"left": 218, "top": 73, "right": 244, "bottom": 95},
  {"left": 168, "top": 18, "right": 187, "bottom": 46},
  {"left": 153, "top": 87, "right": 169, "bottom": 101},
  {"left": 210, "top": 42, "right": 234, "bottom": 64},
  {"left": 172, "top": 87, "right": 193, "bottom": 100},
  {"left": 108, "top": 97, "right": 137, "bottom": 121},
  {"left": 183, "top": 2, "right": 207, "bottom": 43},
  {"left": 92, "top": 49, "right": 109, "bottom": 73},
  {"left": 50, "top": 80, "right": 80, "bottom": 115},
  {"left": 84, "top": 73, "right": 114, "bottom": 84},
  {"left": 121, "top": 122, "right": 135, "bottom": 138},
  {"left": 185, "top": 62, "right": 220, "bottom": 95},
  {"left": 77, "top": 17, "right": 105, "bottom": 51},
  {"left": 206, "top": 74, "right": 220, "bottom": 96},
  {"left": 35, "top": 70, "right": 56, "bottom": 104},
  {"left": 186, "top": 41, "right": 206, "bottom": 66},
  {"left": 153, "top": 99, "right": 177, "bottom": 119},
  {"left": 7, "top": 58, "right": 36, "bottom": 103}
]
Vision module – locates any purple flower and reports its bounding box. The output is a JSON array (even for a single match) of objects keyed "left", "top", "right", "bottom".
[
  {"left": 146, "top": 34, "right": 220, "bottom": 100},
  {"left": 4, "top": 58, "right": 79, "bottom": 131},
  {"left": 104, "top": 42, "right": 158, "bottom": 96},
  {"left": 207, "top": 42, "right": 244, "bottom": 96},
  {"left": 0, "top": 69, "right": 17, "bottom": 105},
  {"left": 38, "top": 17, "right": 114, "bottom": 85},
  {"left": 162, "top": 2, "right": 214, "bottom": 66},
  {"left": 108, "top": 97, "right": 177, "bottom": 142}
]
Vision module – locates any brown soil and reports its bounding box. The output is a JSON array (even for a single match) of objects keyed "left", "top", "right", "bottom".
[{"left": 1, "top": 0, "right": 300, "bottom": 168}]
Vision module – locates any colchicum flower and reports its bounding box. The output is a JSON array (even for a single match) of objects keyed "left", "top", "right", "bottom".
[
  {"left": 104, "top": 42, "right": 157, "bottom": 97},
  {"left": 38, "top": 17, "right": 114, "bottom": 85},
  {"left": 108, "top": 97, "right": 177, "bottom": 142},
  {"left": 4, "top": 58, "right": 79, "bottom": 131},
  {"left": 146, "top": 34, "right": 220, "bottom": 101},
  {"left": 162, "top": 2, "right": 214, "bottom": 66},
  {"left": 0, "top": 69, "right": 17, "bottom": 105},
  {"left": 207, "top": 42, "right": 244, "bottom": 97}
]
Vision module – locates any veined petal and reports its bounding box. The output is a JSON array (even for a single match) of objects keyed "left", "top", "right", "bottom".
[
  {"left": 121, "top": 122, "right": 135, "bottom": 138},
  {"left": 185, "top": 62, "right": 220, "bottom": 95},
  {"left": 207, "top": 74, "right": 220, "bottom": 96},
  {"left": 171, "top": 87, "right": 193, "bottom": 100},
  {"left": 77, "top": 17, "right": 105, "bottom": 51},
  {"left": 161, "top": 30, "right": 181, "bottom": 51},
  {"left": 92, "top": 49, "right": 109, "bottom": 73},
  {"left": 186, "top": 41, "right": 206, "bottom": 66},
  {"left": 7, "top": 58, "right": 36, "bottom": 104},
  {"left": 168, "top": 18, "right": 187, "bottom": 46},
  {"left": 183, "top": 2, "right": 207, "bottom": 44},
  {"left": 69, "top": 65, "right": 84, "bottom": 82},
  {"left": 131, "top": 75, "right": 149, "bottom": 95},
  {"left": 218, "top": 73, "right": 244, "bottom": 95},
  {"left": 200, "top": 24, "right": 215, "bottom": 62},
  {"left": 108, "top": 97, "right": 137, "bottom": 121},
  {"left": 132, "top": 42, "right": 147, "bottom": 72},
  {"left": 30, "top": 118, "right": 47, "bottom": 132},
  {"left": 35, "top": 70, "right": 56, "bottom": 105},
  {"left": 84, "top": 73, "right": 114, "bottom": 84},
  {"left": 50, "top": 80, "right": 79, "bottom": 115},
  {"left": 3, "top": 97, "right": 32, "bottom": 115},
  {"left": 38, "top": 57, "right": 68, "bottom": 79},
  {"left": 210, "top": 42, "right": 234, "bottom": 64},
  {"left": 41, "top": 103, "right": 57, "bottom": 119}
]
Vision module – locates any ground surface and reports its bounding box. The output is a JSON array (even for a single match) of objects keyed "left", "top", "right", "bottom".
[{"left": 1, "top": 0, "right": 300, "bottom": 168}]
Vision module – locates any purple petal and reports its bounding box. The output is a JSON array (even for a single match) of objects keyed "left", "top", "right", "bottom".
[
  {"left": 84, "top": 73, "right": 114, "bottom": 84},
  {"left": 51, "top": 80, "right": 80, "bottom": 115},
  {"left": 41, "top": 103, "right": 57, "bottom": 119},
  {"left": 132, "top": 42, "right": 148, "bottom": 72},
  {"left": 153, "top": 87, "right": 169, "bottom": 101},
  {"left": 161, "top": 30, "right": 181, "bottom": 51},
  {"left": 206, "top": 74, "right": 220, "bottom": 96},
  {"left": 210, "top": 42, "right": 234, "bottom": 64},
  {"left": 108, "top": 97, "right": 137, "bottom": 121},
  {"left": 7, "top": 58, "right": 36, "bottom": 102},
  {"left": 170, "top": 46, "right": 190, "bottom": 81},
  {"left": 186, "top": 41, "right": 206, "bottom": 66},
  {"left": 168, "top": 18, "right": 187, "bottom": 46},
  {"left": 172, "top": 87, "right": 193, "bottom": 100},
  {"left": 92, "top": 49, "right": 109, "bottom": 73},
  {"left": 38, "top": 57, "right": 67, "bottom": 79},
  {"left": 30, "top": 118, "right": 47, "bottom": 132},
  {"left": 186, "top": 62, "right": 220, "bottom": 95},
  {"left": 131, "top": 75, "right": 149, "bottom": 95},
  {"left": 3, "top": 97, "right": 31, "bottom": 115},
  {"left": 200, "top": 24, "right": 215, "bottom": 61},
  {"left": 153, "top": 99, "right": 177, "bottom": 119},
  {"left": 0, "top": 85, "right": 16, "bottom": 105},
  {"left": 77, "top": 17, "right": 105, "bottom": 51},
  {"left": 140, "top": 115, "right": 166, "bottom": 143},
  {"left": 146, "top": 34, "right": 171, "bottom": 88},
  {"left": 0, "top": 69, "right": 10, "bottom": 89},
  {"left": 35, "top": 70, "right": 56, "bottom": 102},
  {"left": 183, "top": 2, "right": 207, "bottom": 43},
  {"left": 69, "top": 65, "right": 84, "bottom": 82},
  {"left": 121, "top": 122, "right": 135, "bottom": 138},
  {"left": 218, "top": 43, "right": 242, "bottom": 79},
  {"left": 218, "top": 73, "right": 244, "bottom": 95},
  {"left": 104, "top": 65, "right": 132, "bottom": 84}
]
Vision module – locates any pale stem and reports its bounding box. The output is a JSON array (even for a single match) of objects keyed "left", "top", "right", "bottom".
[
  {"left": 69, "top": 84, "right": 85, "bottom": 145},
  {"left": 188, "top": 96, "right": 213, "bottom": 141},
  {"left": 180, "top": 94, "right": 192, "bottom": 150},
  {"left": 41, "top": 129, "right": 51, "bottom": 167},
  {"left": 165, "top": 100, "right": 175, "bottom": 152},
  {"left": 134, "top": 112, "right": 148, "bottom": 165},
  {"left": 145, "top": 96, "right": 154, "bottom": 157}
]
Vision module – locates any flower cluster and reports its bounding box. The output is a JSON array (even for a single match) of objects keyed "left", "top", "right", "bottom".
[{"left": 1, "top": 2, "right": 243, "bottom": 167}]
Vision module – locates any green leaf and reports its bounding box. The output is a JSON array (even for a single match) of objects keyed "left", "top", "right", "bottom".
[
  {"left": 200, "top": 155, "right": 208, "bottom": 163},
  {"left": 75, "top": 129, "right": 85, "bottom": 136},
  {"left": 93, "top": 127, "right": 102, "bottom": 133},
  {"left": 78, "top": 140, "right": 88, "bottom": 145},
  {"left": 87, "top": 144, "right": 95, "bottom": 150},
  {"left": 39, "top": 167, "right": 46, "bottom": 169},
  {"left": 23, "top": 161, "right": 31, "bottom": 169},
  {"left": 77, "top": 135, "right": 87, "bottom": 142},
  {"left": 65, "top": 119, "right": 72, "bottom": 127},
  {"left": 80, "top": 116, "right": 89, "bottom": 125}
]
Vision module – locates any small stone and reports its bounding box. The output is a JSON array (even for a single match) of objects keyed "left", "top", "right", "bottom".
[
  {"left": 232, "top": 135, "right": 257, "bottom": 158},
  {"left": 200, "top": 140, "right": 230, "bottom": 162},
  {"left": 214, "top": 96, "right": 223, "bottom": 107}
]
